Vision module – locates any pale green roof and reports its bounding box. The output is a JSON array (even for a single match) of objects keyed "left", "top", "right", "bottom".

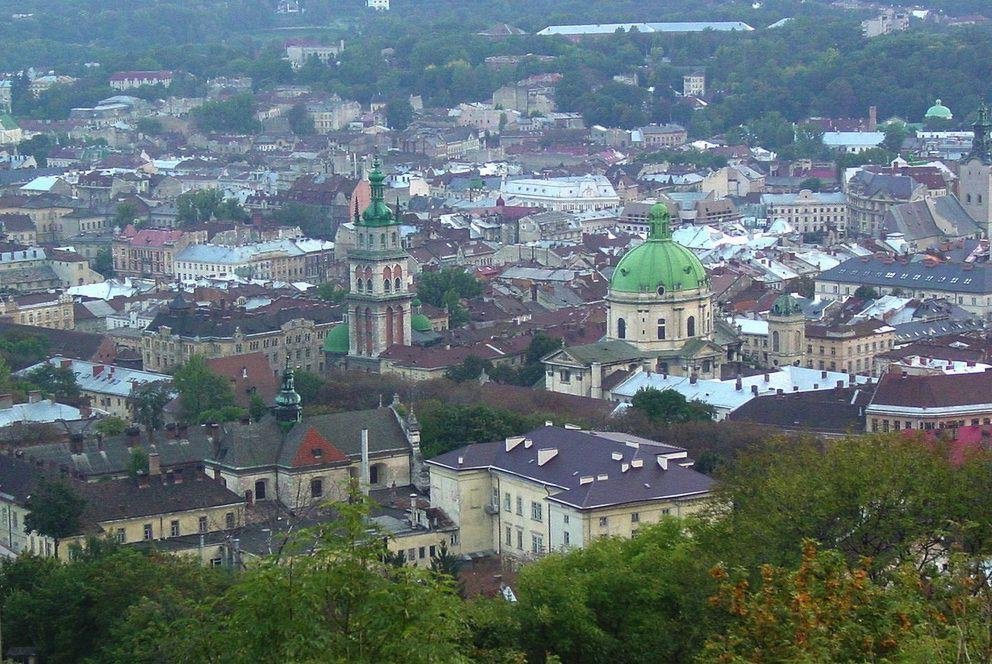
[
  {"left": 0, "top": 114, "right": 18, "bottom": 131},
  {"left": 323, "top": 323, "right": 349, "bottom": 354},
  {"left": 610, "top": 203, "right": 708, "bottom": 294},
  {"left": 925, "top": 99, "right": 952, "bottom": 121}
]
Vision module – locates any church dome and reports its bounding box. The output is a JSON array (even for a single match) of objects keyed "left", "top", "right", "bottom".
[
  {"left": 610, "top": 203, "right": 708, "bottom": 295},
  {"left": 323, "top": 323, "right": 349, "bottom": 354},
  {"left": 925, "top": 99, "right": 953, "bottom": 121},
  {"left": 359, "top": 157, "right": 397, "bottom": 227},
  {"left": 770, "top": 293, "right": 803, "bottom": 317}
]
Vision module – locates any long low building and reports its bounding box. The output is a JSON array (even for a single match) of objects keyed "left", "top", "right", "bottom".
[
  {"left": 611, "top": 365, "right": 871, "bottom": 420},
  {"left": 175, "top": 238, "right": 334, "bottom": 283},
  {"left": 866, "top": 367, "right": 992, "bottom": 432},
  {"left": 816, "top": 254, "right": 992, "bottom": 318},
  {"left": 501, "top": 175, "right": 620, "bottom": 212},
  {"left": 536, "top": 22, "right": 753, "bottom": 36}
]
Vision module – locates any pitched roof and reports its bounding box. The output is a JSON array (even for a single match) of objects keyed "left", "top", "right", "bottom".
[
  {"left": 428, "top": 426, "right": 713, "bottom": 510},
  {"left": 870, "top": 370, "right": 992, "bottom": 409},
  {"left": 205, "top": 352, "right": 280, "bottom": 407}
]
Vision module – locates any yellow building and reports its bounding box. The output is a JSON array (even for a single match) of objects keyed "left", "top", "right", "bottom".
[
  {"left": 427, "top": 426, "right": 713, "bottom": 560},
  {"left": 0, "top": 292, "right": 74, "bottom": 329},
  {"left": 805, "top": 318, "right": 895, "bottom": 375}
]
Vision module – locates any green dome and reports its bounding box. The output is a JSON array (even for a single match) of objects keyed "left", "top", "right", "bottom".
[
  {"left": 323, "top": 323, "right": 349, "bottom": 354},
  {"left": 610, "top": 203, "right": 708, "bottom": 295},
  {"left": 925, "top": 99, "right": 952, "bottom": 120},
  {"left": 411, "top": 313, "right": 432, "bottom": 333},
  {"left": 770, "top": 293, "right": 803, "bottom": 317},
  {"left": 359, "top": 157, "right": 396, "bottom": 227}
]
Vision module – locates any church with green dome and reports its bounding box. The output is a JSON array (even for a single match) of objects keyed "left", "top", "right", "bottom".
[
  {"left": 924, "top": 98, "right": 953, "bottom": 122},
  {"left": 542, "top": 203, "right": 738, "bottom": 398}
]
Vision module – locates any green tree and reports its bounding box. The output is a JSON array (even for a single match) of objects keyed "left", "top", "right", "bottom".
[
  {"left": 882, "top": 121, "right": 911, "bottom": 153},
  {"left": 445, "top": 355, "right": 492, "bottom": 382},
  {"left": 126, "top": 446, "right": 149, "bottom": 477},
  {"left": 799, "top": 177, "right": 822, "bottom": 192},
  {"left": 173, "top": 355, "right": 236, "bottom": 423},
  {"left": 417, "top": 268, "right": 483, "bottom": 309},
  {"left": 854, "top": 285, "right": 879, "bottom": 299},
  {"left": 94, "top": 416, "right": 127, "bottom": 437},
  {"left": 248, "top": 392, "right": 268, "bottom": 421},
  {"left": 630, "top": 388, "right": 714, "bottom": 424},
  {"left": 315, "top": 282, "right": 347, "bottom": 303},
  {"left": 16, "top": 134, "right": 55, "bottom": 167},
  {"left": 175, "top": 188, "right": 224, "bottom": 224},
  {"left": 286, "top": 103, "right": 315, "bottom": 136},
  {"left": 386, "top": 96, "right": 413, "bottom": 131},
  {"left": 114, "top": 202, "right": 138, "bottom": 227},
  {"left": 131, "top": 381, "right": 173, "bottom": 441},
  {"left": 21, "top": 364, "right": 79, "bottom": 402},
  {"left": 135, "top": 117, "right": 163, "bottom": 136},
  {"left": 155, "top": 490, "right": 468, "bottom": 662},
  {"left": 190, "top": 94, "right": 261, "bottom": 134},
  {"left": 23, "top": 477, "right": 86, "bottom": 558},
  {"left": 293, "top": 370, "right": 323, "bottom": 404},
  {"left": 94, "top": 246, "right": 114, "bottom": 276},
  {"left": 418, "top": 401, "right": 543, "bottom": 458}
]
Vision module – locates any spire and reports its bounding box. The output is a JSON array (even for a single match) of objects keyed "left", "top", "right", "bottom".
[
  {"left": 969, "top": 102, "right": 992, "bottom": 165},
  {"left": 357, "top": 155, "right": 396, "bottom": 227},
  {"left": 273, "top": 359, "right": 302, "bottom": 424},
  {"left": 647, "top": 202, "right": 671, "bottom": 241}
]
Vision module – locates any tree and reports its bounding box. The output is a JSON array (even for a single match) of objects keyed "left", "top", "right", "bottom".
[
  {"left": 315, "top": 282, "right": 347, "bottom": 303},
  {"left": 854, "top": 285, "right": 879, "bottom": 299},
  {"left": 799, "top": 177, "right": 822, "bottom": 192},
  {"left": 445, "top": 355, "right": 492, "bottom": 382},
  {"left": 190, "top": 94, "right": 261, "bottom": 134},
  {"left": 882, "top": 121, "right": 911, "bottom": 153},
  {"left": 176, "top": 189, "right": 224, "bottom": 224},
  {"left": 417, "top": 268, "right": 483, "bottom": 309},
  {"left": 154, "top": 490, "right": 468, "bottom": 663},
  {"left": 94, "top": 246, "right": 114, "bottom": 276},
  {"left": 286, "top": 103, "right": 315, "bottom": 136},
  {"left": 94, "top": 416, "right": 127, "bottom": 437},
  {"left": 114, "top": 202, "right": 138, "bottom": 227},
  {"left": 418, "top": 401, "right": 544, "bottom": 458},
  {"left": 126, "top": 447, "right": 149, "bottom": 477},
  {"left": 703, "top": 541, "right": 929, "bottom": 662},
  {"left": 16, "top": 134, "right": 55, "bottom": 167},
  {"left": 131, "top": 381, "right": 173, "bottom": 441},
  {"left": 21, "top": 364, "right": 79, "bottom": 402},
  {"left": 293, "top": 370, "right": 323, "bottom": 404},
  {"left": 248, "top": 393, "right": 268, "bottom": 421},
  {"left": 386, "top": 96, "right": 413, "bottom": 131},
  {"left": 23, "top": 478, "right": 85, "bottom": 558},
  {"left": 135, "top": 117, "right": 163, "bottom": 136},
  {"left": 794, "top": 275, "right": 815, "bottom": 299},
  {"left": 630, "top": 388, "right": 714, "bottom": 424},
  {"left": 172, "top": 355, "right": 236, "bottom": 423}
]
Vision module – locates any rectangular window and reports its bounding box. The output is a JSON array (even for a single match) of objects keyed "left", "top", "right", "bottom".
[
  {"left": 562, "top": 514, "right": 569, "bottom": 524},
  {"left": 631, "top": 512, "right": 640, "bottom": 523},
  {"left": 170, "top": 520, "right": 180, "bottom": 537},
  {"left": 599, "top": 516, "right": 608, "bottom": 528},
  {"left": 563, "top": 531, "right": 570, "bottom": 546},
  {"left": 531, "top": 501, "right": 543, "bottom": 522},
  {"left": 503, "top": 492, "right": 511, "bottom": 512},
  {"left": 505, "top": 526, "right": 512, "bottom": 546},
  {"left": 311, "top": 478, "right": 324, "bottom": 498},
  {"left": 143, "top": 523, "right": 153, "bottom": 540},
  {"left": 419, "top": 546, "right": 426, "bottom": 559},
  {"left": 198, "top": 516, "right": 208, "bottom": 533},
  {"left": 225, "top": 512, "right": 235, "bottom": 529},
  {"left": 116, "top": 528, "right": 126, "bottom": 543},
  {"left": 515, "top": 496, "right": 523, "bottom": 516},
  {"left": 516, "top": 529, "right": 523, "bottom": 550},
  {"left": 531, "top": 534, "right": 543, "bottom": 554}
]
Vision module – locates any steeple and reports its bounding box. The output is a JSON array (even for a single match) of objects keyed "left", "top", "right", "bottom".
[
  {"left": 647, "top": 202, "right": 671, "bottom": 241},
  {"left": 358, "top": 156, "right": 396, "bottom": 227},
  {"left": 273, "top": 361, "right": 302, "bottom": 424},
  {"left": 969, "top": 102, "right": 992, "bottom": 165}
]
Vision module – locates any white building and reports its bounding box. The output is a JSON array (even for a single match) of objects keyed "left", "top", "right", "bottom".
[
  {"left": 501, "top": 175, "right": 620, "bottom": 212},
  {"left": 761, "top": 190, "right": 848, "bottom": 235},
  {"left": 368, "top": 0, "right": 389, "bottom": 9},
  {"left": 822, "top": 131, "right": 885, "bottom": 154}
]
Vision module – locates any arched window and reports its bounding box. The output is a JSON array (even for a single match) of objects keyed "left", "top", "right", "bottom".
[
  {"left": 383, "top": 279, "right": 391, "bottom": 293},
  {"left": 686, "top": 316, "right": 695, "bottom": 337},
  {"left": 380, "top": 234, "right": 386, "bottom": 248},
  {"left": 393, "top": 265, "right": 403, "bottom": 281},
  {"left": 356, "top": 278, "right": 364, "bottom": 293},
  {"left": 391, "top": 232, "right": 398, "bottom": 246},
  {"left": 967, "top": 193, "right": 973, "bottom": 204},
  {"left": 394, "top": 277, "right": 401, "bottom": 291},
  {"left": 657, "top": 318, "right": 666, "bottom": 340},
  {"left": 794, "top": 331, "right": 802, "bottom": 350},
  {"left": 617, "top": 317, "right": 626, "bottom": 339},
  {"left": 385, "top": 307, "right": 394, "bottom": 347},
  {"left": 772, "top": 330, "right": 780, "bottom": 352}
]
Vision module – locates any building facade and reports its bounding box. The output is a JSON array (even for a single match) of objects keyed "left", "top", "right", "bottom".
[
  {"left": 762, "top": 190, "right": 848, "bottom": 236},
  {"left": 960, "top": 103, "right": 992, "bottom": 236}
]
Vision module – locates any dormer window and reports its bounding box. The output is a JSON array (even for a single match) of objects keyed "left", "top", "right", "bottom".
[{"left": 312, "top": 448, "right": 323, "bottom": 459}]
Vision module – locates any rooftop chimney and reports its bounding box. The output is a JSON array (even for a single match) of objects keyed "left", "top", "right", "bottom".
[
  {"left": 360, "top": 428, "right": 370, "bottom": 495},
  {"left": 689, "top": 373, "right": 698, "bottom": 385},
  {"left": 148, "top": 446, "right": 161, "bottom": 476},
  {"left": 735, "top": 376, "right": 743, "bottom": 391},
  {"left": 27, "top": 390, "right": 41, "bottom": 404},
  {"left": 750, "top": 384, "right": 759, "bottom": 396}
]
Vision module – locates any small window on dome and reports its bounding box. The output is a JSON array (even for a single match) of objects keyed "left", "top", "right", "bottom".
[{"left": 657, "top": 285, "right": 666, "bottom": 296}]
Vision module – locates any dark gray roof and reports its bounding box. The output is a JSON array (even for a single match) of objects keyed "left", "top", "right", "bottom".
[
  {"left": 147, "top": 303, "right": 339, "bottom": 339},
  {"left": 818, "top": 256, "right": 992, "bottom": 294},
  {"left": 75, "top": 471, "right": 243, "bottom": 528},
  {"left": 549, "top": 339, "right": 645, "bottom": 365},
  {"left": 428, "top": 426, "right": 713, "bottom": 510},
  {"left": 22, "top": 431, "right": 213, "bottom": 478},
  {"left": 848, "top": 170, "right": 919, "bottom": 200},
  {"left": 882, "top": 196, "right": 982, "bottom": 242},
  {"left": 727, "top": 387, "right": 871, "bottom": 434},
  {"left": 212, "top": 408, "right": 410, "bottom": 470},
  {"left": 0, "top": 454, "right": 46, "bottom": 503}
]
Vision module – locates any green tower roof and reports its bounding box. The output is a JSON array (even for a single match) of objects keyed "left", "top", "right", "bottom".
[
  {"left": 358, "top": 156, "right": 397, "bottom": 227},
  {"left": 770, "top": 293, "right": 803, "bottom": 317},
  {"left": 323, "top": 323, "right": 349, "bottom": 354},
  {"left": 610, "top": 203, "right": 708, "bottom": 295},
  {"left": 925, "top": 99, "right": 952, "bottom": 120}
]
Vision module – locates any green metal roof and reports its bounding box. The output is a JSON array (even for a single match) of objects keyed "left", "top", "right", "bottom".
[
  {"left": 610, "top": 203, "right": 707, "bottom": 294},
  {"left": 925, "top": 99, "right": 952, "bottom": 120},
  {"left": 770, "top": 293, "right": 803, "bottom": 317},
  {"left": 323, "top": 323, "right": 349, "bottom": 354},
  {"left": 358, "top": 157, "right": 397, "bottom": 228},
  {"left": 0, "top": 114, "right": 19, "bottom": 131}
]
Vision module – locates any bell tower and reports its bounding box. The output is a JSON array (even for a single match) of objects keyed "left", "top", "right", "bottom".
[
  {"left": 345, "top": 157, "right": 413, "bottom": 368},
  {"left": 960, "top": 102, "right": 992, "bottom": 236},
  {"left": 766, "top": 294, "right": 805, "bottom": 368}
]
